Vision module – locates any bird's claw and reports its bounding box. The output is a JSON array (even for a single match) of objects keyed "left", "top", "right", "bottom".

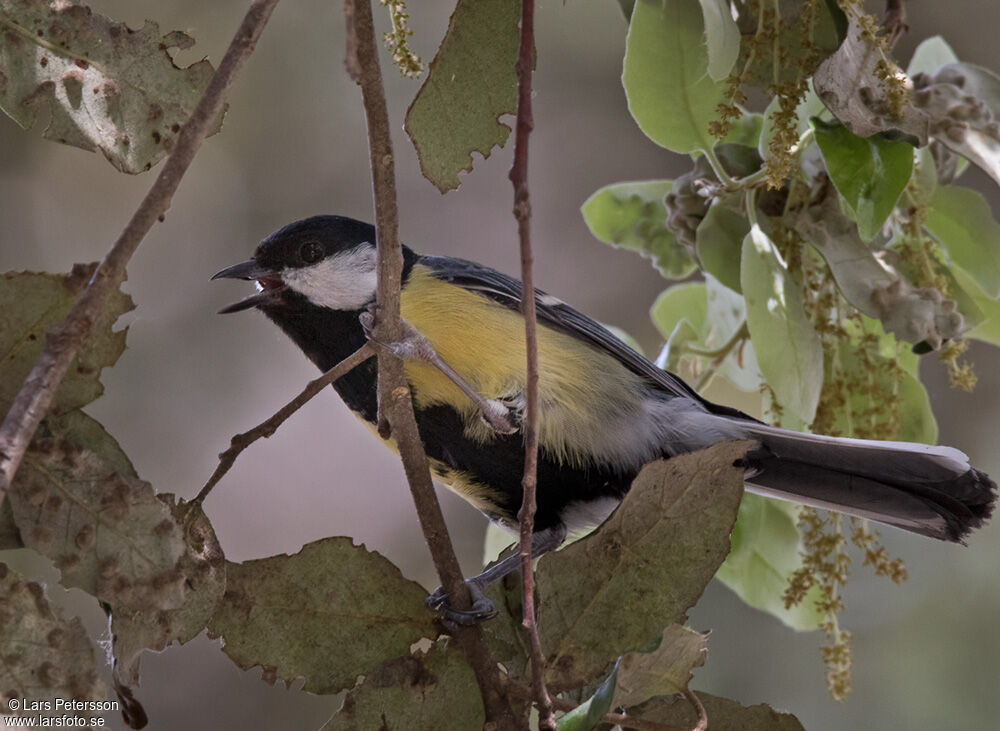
[
  {"left": 426, "top": 581, "right": 498, "bottom": 628},
  {"left": 480, "top": 399, "right": 519, "bottom": 435}
]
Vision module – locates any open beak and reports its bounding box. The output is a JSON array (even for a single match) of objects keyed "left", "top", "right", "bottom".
[{"left": 211, "top": 259, "right": 287, "bottom": 313}]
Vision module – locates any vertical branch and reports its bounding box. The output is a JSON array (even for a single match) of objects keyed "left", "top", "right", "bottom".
[
  {"left": 342, "top": 1, "right": 519, "bottom": 727},
  {"left": 509, "top": 0, "right": 555, "bottom": 728},
  {"left": 0, "top": 0, "right": 282, "bottom": 496}
]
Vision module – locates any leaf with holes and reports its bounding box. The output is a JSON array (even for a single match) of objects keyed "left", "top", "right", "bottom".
[
  {"left": 630, "top": 691, "right": 805, "bottom": 730},
  {"left": 321, "top": 641, "right": 483, "bottom": 731},
  {"left": 0, "top": 267, "right": 133, "bottom": 416},
  {"left": 207, "top": 537, "right": 437, "bottom": 695},
  {"left": 0, "top": 562, "right": 105, "bottom": 722},
  {"left": 9, "top": 411, "right": 188, "bottom": 610},
  {"left": 110, "top": 497, "right": 226, "bottom": 686},
  {"left": 537, "top": 441, "right": 749, "bottom": 689},
  {"left": 0, "top": 0, "right": 221, "bottom": 173},
  {"left": 612, "top": 625, "right": 707, "bottom": 708},
  {"left": 404, "top": 0, "right": 521, "bottom": 192}
]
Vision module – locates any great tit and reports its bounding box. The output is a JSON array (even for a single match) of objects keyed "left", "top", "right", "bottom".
[{"left": 214, "top": 215, "right": 996, "bottom": 618}]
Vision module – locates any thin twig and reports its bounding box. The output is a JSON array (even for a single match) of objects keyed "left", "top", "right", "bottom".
[
  {"left": 508, "top": 1, "right": 555, "bottom": 728},
  {"left": 191, "top": 343, "right": 375, "bottom": 506},
  {"left": 343, "top": 1, "right": 518, "bottom": 726},
  {"left": 881, "top": 0, "right": 908, "bottom": 49},
  {"left": 682, "top": 689, "right": 708, "bottom": 731},
  {"left": 506, "top": 681, "right": 687, "bottom": 731},
  {"left": 0, "top": 0, "right": 282, "bottom": 496}
]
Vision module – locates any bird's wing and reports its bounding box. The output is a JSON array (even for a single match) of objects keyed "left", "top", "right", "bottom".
[{"left": 418, "top": 255, "right": 742, "bottom": 413}]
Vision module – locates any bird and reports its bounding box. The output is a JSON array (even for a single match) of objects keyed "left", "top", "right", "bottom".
[{"left": 213, "top": 214, "right": 996, "bottom": 623}]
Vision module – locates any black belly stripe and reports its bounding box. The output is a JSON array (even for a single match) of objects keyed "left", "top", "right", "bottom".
[{"left": 414, "top": 405, "right": 634, "bottom": 530}]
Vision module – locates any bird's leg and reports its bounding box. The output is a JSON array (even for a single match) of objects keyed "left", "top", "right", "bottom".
[
  {"left": 359, "top": 309, "right": 518, "bottom": 435},
  {"left": 426, "top": 524, "right": 567, "bottom": 628}
]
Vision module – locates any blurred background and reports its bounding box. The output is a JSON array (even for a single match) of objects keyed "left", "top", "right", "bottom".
[{"left": 2, "top": 0, "right": 999, "bottom": 729}]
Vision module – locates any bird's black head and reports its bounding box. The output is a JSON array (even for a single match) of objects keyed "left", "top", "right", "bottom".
[{"left": 213, "top": 215, "right": 410, "bottom": 314}]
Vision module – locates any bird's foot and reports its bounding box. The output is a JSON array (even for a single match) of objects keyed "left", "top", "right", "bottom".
[{"left": 426, "top": 580, "right": 498, "bottom": 629}]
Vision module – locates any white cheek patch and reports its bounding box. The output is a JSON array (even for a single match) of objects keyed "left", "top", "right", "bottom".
[{"left": 281, "top": 245, "right": 378, "bottom": 310}]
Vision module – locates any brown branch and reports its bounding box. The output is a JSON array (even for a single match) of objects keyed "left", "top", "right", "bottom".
[
  {"left": 882, "top": 0, "right": 908, "bottom": 48},
  {"left": 343, "top": 1, "right": 519, "bottom": 727},
  {"left": 682, "top": 689, "right": 708, "bottom": 731},
  {"left": 508, "top": 0, "right": 554, "bottom": 728},
  {"left": 191, "top": 343, "right": 375, "bottom": 506},
  {"left": 506, "top": 681, "right": 687, "bottom": 731},
  {"left": 0, "top": 0, "right": 282, "bottom": 495}
]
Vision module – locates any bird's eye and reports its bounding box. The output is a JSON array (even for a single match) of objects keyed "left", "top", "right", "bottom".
[{"left": 300, "top": 241, "right": 324, "bottom": 264}]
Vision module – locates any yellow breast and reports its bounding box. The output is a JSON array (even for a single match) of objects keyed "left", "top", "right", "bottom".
[{"left": 399, "top": 264, "right": 647, "bottom": 466}]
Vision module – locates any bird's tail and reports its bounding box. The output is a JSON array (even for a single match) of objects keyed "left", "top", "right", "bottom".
[{"left": 729, "top": 421, "right": 996, "bottom": 542}]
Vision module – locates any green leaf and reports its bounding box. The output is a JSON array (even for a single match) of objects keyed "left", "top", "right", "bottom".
[
  {"left": 612, "top": 625, "right": 707, "bottom": 708},
  {"left": 696, "top": 203, "right": 748, "bottom": 293},
  {"left": 715, "top": 494, "right": 823, "bottom": 631},
  {"left": 0, "top": 563, "right": 105, "bottom": 723},
  {"left": 650, "top": 281, "right": 708, "bottom": 373},
  {"left": 404, "top": 0, "right": 520, "bottom": 192},
  {"left": 910, "top": 146, "right": 938, "bottom": 205},
  {"left": 581, "top": 180, "right": 696, "bottom": 279},
  {"left": 556, "top": 658, "right": 619, "bottom": 731},
  {"left": 0, "top": 0, "right": 220, "bottom": 174},
  {"left": 0, "top": 267, "right": 133, "bottom": 416},
  {"left": 537, "top": 441, "right": 749, "bottom": 689},
  {"left": 617, "top": 0, "right": 636, "bottom": 22},
  {"left": 321, "top": 641, "right": 483, "bottom": 731},
  {"left": 952, "top": 267, "right": 1000, "bottom": 346},
  {"left": 651, "top": 278, "right": 761, "bottom": 392},
  {"left": 705, "top": 276, "right": 762, "bottom": 391},
  {"left": 907, "top": 36, "right": 959, "bottom": 76},
  {"left": 623, "top": 0, "right": 724, "bottom": 154},
  {"left": 812, "top": 118, "right": 914, "bottom": 241},
  {"left": 630, "top": 691, "right": 805, "bottom": 731},
  {"left": 924, "top": 185, "right": 1000, "bottom": 298},
  {"left": 741, "top": 225, "right": 823, "bottom": 424},
  {"left": 207, "top": 537, "right": 437, "bottom": 695},
  {"left": 736, "top": 0, "right": 845, "bottom": 89},
  {"left": 830, "top": 318, "right": 939, "bottom": 445},
  {"left": 698, "top": 0, "right": 739, "bottom": 82}
]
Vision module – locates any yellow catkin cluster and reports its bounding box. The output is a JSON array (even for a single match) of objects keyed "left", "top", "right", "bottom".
[
  {"left": 847, "top": 2, "right": 910, "bottom": 118},
  {"left": 783, "top": 251, "right": 913, "bottom": 700},
  {"left": 784, "top": 508, "right": 853, "bottom": 700},
  {"left": 380, "top": 0, "right": 424, "bottom": 78},
  {"left": 897, "top": 188, "right": 977, "bottom": 390}
]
